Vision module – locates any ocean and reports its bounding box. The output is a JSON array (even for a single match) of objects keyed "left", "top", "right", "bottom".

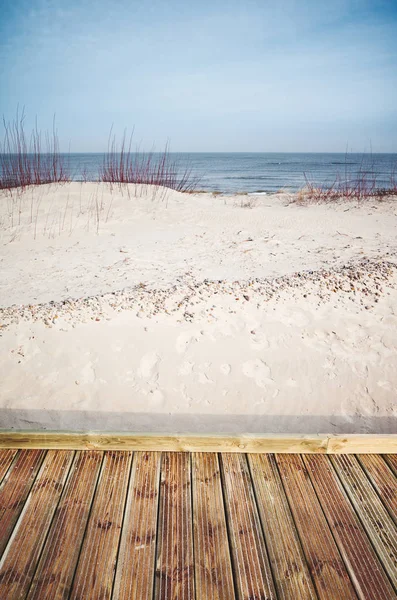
[{"left": 5, "top": 152, "right": 397, "bottom": 194}]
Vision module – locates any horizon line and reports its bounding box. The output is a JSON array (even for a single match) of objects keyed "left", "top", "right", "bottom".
[{"left": 16, "top": 150, "right": 397, "bottom": 155}]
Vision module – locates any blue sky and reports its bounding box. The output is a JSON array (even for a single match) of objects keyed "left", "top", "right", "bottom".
[{"left": 1, "top": 0, "right": 396, "bottom": 152}]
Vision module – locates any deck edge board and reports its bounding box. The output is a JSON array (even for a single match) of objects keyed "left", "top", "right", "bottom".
[{"left": 0, "top": 432, "right": 396, "bottom": 453}]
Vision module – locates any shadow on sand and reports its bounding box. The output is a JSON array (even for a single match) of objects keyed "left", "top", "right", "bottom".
[{"left": 0, "top": 408, "right": 395, "bottom": 434}]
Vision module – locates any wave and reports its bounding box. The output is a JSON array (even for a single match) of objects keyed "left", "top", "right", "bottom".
[{"left": 224, "top": 175, "right": 272, "bottom": 180}]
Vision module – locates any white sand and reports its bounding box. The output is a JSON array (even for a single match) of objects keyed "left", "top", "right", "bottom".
[{"left": 0, "top": 182, "right": 396, "bottom": 433}]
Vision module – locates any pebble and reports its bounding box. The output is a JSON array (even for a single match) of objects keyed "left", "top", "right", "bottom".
[{"left": 0, "top": 258, "right": 395, "bottom": 329}]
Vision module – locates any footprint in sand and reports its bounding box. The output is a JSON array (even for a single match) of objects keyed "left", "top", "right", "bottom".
[
  {"left": 179, "top": 361, "right": 194, "bottom": 375},
  {"left": 176, "top": 332, "right": 200, "bottom": 354},
  {"left": 137, "top": 352, "right": 160, "bottom": 382},
  {"left": 242, "top": 359, "right": 273, "bottom": 389},
  {"left": 220, "top": 364, "right": 231, "bottom": 375},
  {"left": 199, "top": 372, "right": 214, "bottom": 384},
  {"left": 250, "top": 330, "right": 269, "bottom": 349}
]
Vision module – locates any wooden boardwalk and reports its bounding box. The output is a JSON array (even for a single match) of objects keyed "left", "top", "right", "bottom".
[{"left": 0, "top": 449, "right": 396, "bottom": 599}]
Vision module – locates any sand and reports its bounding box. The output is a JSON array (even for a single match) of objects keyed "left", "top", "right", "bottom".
[{"left": 0, "top": 182, "right": 396, "bottom": 433}]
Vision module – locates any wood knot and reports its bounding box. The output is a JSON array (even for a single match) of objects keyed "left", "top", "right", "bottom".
[
  {"left": 135, "top": 487, "right": 157, "bottom": 499},
  {"left": 133, "top": 531, "right": 155, "bottom": 546},
  {"left": 35, "top": 478, "right": 63, "bottom": 492},
  {"left": 284, "top": 561, "right": 300, "bottom": 578},
  {"left": 96, "top": 519, "right": 113, "bottom": 531}
]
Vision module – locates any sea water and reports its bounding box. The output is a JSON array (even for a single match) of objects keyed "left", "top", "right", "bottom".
[{"left": 8, "top": 152, "right": 397, "bottom": 194}]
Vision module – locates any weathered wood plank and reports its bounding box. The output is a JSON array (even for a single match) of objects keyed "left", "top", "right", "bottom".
[
  {"left": 385, "top": 454, "right": 397, "bottom": 477},
  {"left": 192, "top": 452, "right": 235, "bottom": 600},
  {"left": 27, "top": 450, "right": 103, "bottom": 600},
  {"left": 221, "top": 453, "right": 277, "bottom": 600},
  {"left": 113, "top": 451, "right": 161, "bottom": 600},
  {"left": 304, "top": 454, "right": 396, "bottom": 599},
  {"left": 69, "top": 451, "right": 132, "bottom": 600},
  {"left": 0, "top": 448, "right": 394, "bottom": 600},
  {"left": 331, "top": 454, "right": 397, "bottom": 589},
  {"left": 327, "top": 435, "right": 397, "bottom": 454},
  {"left": 0, "top": 450, "right": 74, "bottom": 600},
  {"left": 358, "top": 454, "right": 397, "bottom": 525},
  {"left": 276, "top": 454, "right": 357, "bottom": 599},
  {"left": 248, "top": 453, "right": 317, "bottom": 599},
  {"left": 154, "top": 452, "right": 195, "bottom": 600},
  {"left": 0, "top": 449, "right": 46, "bottom": 556},
  {"left": 0, "top": 450, "right": 18, "bottom": 485},
  {"left": 0, "top": 431, "right": 329, "bottom": 453}
]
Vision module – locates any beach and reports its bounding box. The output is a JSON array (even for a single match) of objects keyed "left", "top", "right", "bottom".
[{"left": 0, "top": 182, "right": 396, "bottom": 433}]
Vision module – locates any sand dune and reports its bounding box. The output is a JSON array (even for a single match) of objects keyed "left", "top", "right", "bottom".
[{"left": 0, "top": 182, "right": 396, "bottom": 433}]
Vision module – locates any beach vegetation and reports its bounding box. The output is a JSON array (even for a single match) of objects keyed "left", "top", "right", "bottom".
[
  {"left": 300, "top": 152, "right": 397, "bottom": 203},
  {"left": 99, "top": 128, "right": 198, "bottom": 193},
  {"left": 0, "top": 108, "right": 70, "bottom": 191}
]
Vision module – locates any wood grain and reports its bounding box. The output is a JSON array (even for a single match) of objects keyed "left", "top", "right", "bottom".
[
  {"left": 113, "top": 451, "right": 161, "bottom": 600},
  {"left": 154, "top": 452, "right": 195, "bottom": 600},
  {"left": 0, "top": 450, "right": 18, "bottom": 485},
  {"left": 0, "top": 450, "right": 74, "bottom": 600},
  {"left": 248, "top": 453, "right": 317, "bottom": 599},
  {"left": 27, "top": 450, "right": 103, "bottom": 600},
  {"left": 358, "top": 454, "right": 397, "bottom": 525},
  {"left": 192, "top": 452, "right": 235, "bottom": 600},
  {"left": 221, "top": 453, "right": 277, "bottom": 600},
  {"left": 327, "top": 435, "right": 397, "bottom": 454},
  {"left": 0, "top": 431, "right": 329, "bottom": 453},
  {"left": 304, "top": 454, "right": 395, "bottom": 599},
  {"left": 69, "top": 450, "right": 132, "bottom": 600},
  {"left": 385, "top": 454, "right": 397, "bottom": 477},
  {"left": 0, "top": 449, "right": 395, "bottom": 600},
  {"left": 0, "top": 449, "right": 46, "bottom": 556},
  {"left": 276, "top": 454, "right": 357, "bottom": 599},
  {"left": 331, "top": 454, "right": 397, "bottom": 589}
]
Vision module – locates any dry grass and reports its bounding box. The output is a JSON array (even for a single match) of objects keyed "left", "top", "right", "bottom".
[
  {"left": 0, "top": 182, "right": 117, "bottom": 241},
  {"left": 299, "top": 155, "right": 397, "bottom": 203},
  {"left": 0, "top": 108, "right": 70, "bottom": 192},
  {"left": 239, "top": 196, "right": 257, "bottom": 208},
  {"left": 99, "top": 129, "right": 199, "bottom": 194}
]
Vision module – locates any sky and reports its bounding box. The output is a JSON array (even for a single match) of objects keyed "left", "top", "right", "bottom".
[{"left": 0, "top": 0, "right": 396, "bottom": 152}]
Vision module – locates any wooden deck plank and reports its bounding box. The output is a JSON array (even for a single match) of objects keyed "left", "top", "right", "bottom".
[
  {"left": 0, "top": 449, "right": 395, "bottom": 599},
  {"left": 113, "top": 451, "right": 161, "bottom": 600},
  {"left": 0, "top": 450, "right": 74, "bottom": 600},
  {"left": 331, "top": 454, "right": 397, "bottom": 590},
  {"left": 0, "top": 449, "right": 46, "bottom": 556},
  {"left": 385, "top": 454, "right": 397, "bottom": 477},
  {"left": 358, "top": 454, "right": 397, "bottom": 526},
  {"left": 327, "top": 435, "right": 397, "bottom": 454},
  {"left": 154, "top": 452, "right": 195, "bottom": 600},
  {"left": 276, "top": 454, "right": 357, "bottom": 599},
  {"left": 220, "top": 453, "right": 277, "bottom": 600},
  {"left": 0, "top": 432, "right": 329, "bottom": 453},
  {"left": 304, "top": 454, "right": 396, "bottom": 600},
  {"left": 69, "top": 450, "right": 133, "bottom": 600},
  {"left": 0, "top": 450, "right": 18, "bottom": 485},
  {"left": 192, "top": 452, "right": 235, "bottom": 600},
  {"left": 27, "top": 450, "right": 103, "bottom": 600},
  {"left": 248, "top": 453, "right": 317, "bottom": 599}
]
